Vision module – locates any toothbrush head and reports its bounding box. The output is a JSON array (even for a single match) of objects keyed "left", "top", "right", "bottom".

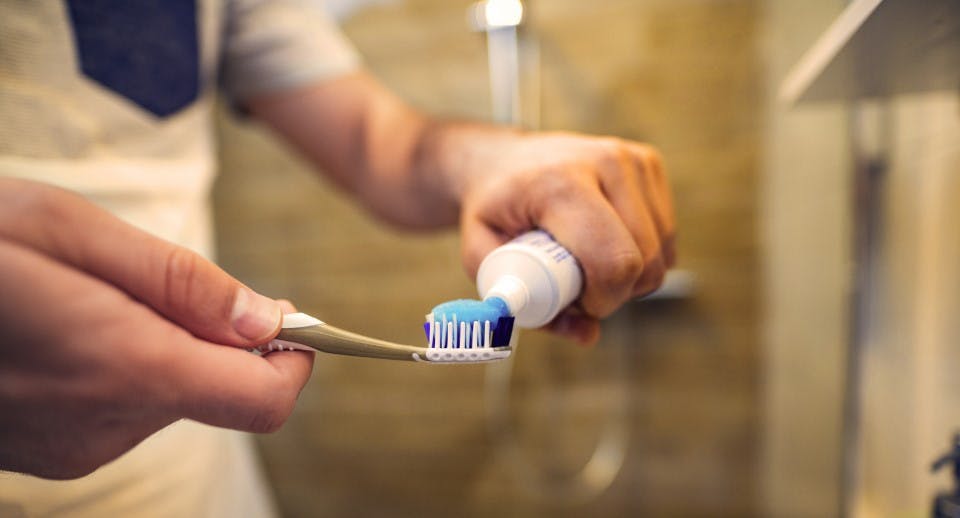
[{"left": 421, "top": 298, "right": 515, "bottom": 363}]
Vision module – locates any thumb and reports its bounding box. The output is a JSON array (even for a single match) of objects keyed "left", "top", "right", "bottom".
[
  {"left": 0, "top": 180, "right": 281, "bottom": 346},
  {"left": 149, "top": 248, "right": 282, "bottom": 345},
  {"left": 459, "top": 211, "right": 510, "bottom": 279}
]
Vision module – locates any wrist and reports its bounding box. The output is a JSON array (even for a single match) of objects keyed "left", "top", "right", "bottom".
[{"left": 413, "top": 120, "right": 525, "bottom": 207}]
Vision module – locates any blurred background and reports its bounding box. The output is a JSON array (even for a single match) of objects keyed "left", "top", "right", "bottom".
[{"left": 212, "top": 0, "right": 960, "bottom": 516}]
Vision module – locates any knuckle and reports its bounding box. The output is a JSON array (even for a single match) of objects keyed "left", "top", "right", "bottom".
[
  {"left": 18, "top": 182, "right": 71, "bottom": 228},
  {"left": 13, "top": 178, "right": 54, "bottom": 207},
  {"left": 534, "top": 169, "right": 582, "bottom": 205},
  {"left": 583, "top": 250, "right": 644, "bottom": 318},
  {"left": 595, "top": 141, "right": 630, "bottom": 178},
  {"left": 631, "top": 254, "right": 668, "bottom": 298},
  {"left": 245, "top": 385, "right": 294, "bottom": 434},
  {"left": 633, "top": 142, "right": 663, "bottom": 164},
  {"left": 162, "top": 247, "right": 200, "bottom": 309},
  {"left": 632, "top": 144, "right": 666, "bottom": 179},
  {"left": 604, "top": 250, "right": 644, "bottom": 288}
]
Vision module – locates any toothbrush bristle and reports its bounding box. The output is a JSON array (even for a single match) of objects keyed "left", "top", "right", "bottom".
[
  {"left": 422, "top": 297, "right": 514, "bottom": 362},
  {"left": 422, "top": 315, "right": 515, "bottom": 350}
]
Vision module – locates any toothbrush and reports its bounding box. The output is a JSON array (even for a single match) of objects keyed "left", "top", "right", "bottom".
[
  {"left": 424, "top": 297, "right": 516, "bottom": 358},
  {"left": 424, "top": 230, "right": 582, "bottom": 352},
  {"left": 263, "top": 312, "right": 513, "bottom": 363}
]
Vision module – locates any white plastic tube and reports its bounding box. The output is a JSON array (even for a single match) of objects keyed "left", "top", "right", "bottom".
[{"left": 476, "top": 230, "right": 583, "bottom": 328}]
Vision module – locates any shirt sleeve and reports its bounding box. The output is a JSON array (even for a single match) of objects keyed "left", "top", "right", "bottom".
[{"left": 220, "top": 0, "right": 361, "bottom": 103}]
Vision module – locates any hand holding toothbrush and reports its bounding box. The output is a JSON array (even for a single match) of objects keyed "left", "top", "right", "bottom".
[{"left": 0, "top": 178, "right": 312, "bottom": 479}]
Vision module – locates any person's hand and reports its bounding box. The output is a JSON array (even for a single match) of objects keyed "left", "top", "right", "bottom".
[
  {"left": 0, "top": 178, "right": 313, "bottom": 479},
  {"left": 243, "top": 74, "right": 673, "bottom": 345},
  {"left": 457, "top": 133, "right": 676, "bottom": 345}
]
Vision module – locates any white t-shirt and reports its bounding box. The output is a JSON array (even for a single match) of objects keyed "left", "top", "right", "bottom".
[{"left": 0, "top": 1, "right": 359, "bottom": 516}]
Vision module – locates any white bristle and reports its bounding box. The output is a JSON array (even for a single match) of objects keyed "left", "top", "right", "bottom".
[
  {"left": 452, "top": 315, "right": 458, "bottom": 348},
  {"left": 441, "top": 315, "right": 447, "bottom": 348},
  {"left": 427, "top": 311, "right": 503, "bottom": 352}
]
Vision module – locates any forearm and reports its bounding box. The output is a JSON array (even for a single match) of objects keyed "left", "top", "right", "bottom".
[
  {"left": 330, "top": 83, "right": 462, "bottom": 227},
  {"left": 248, "top": 72, "right": 675, "bottom": 345},
  {"left": 248, "top": 72, "right": 522, "bottom": 229}
]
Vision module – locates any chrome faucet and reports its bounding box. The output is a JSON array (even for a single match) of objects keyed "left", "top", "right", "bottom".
[{"left": 468, "top": 0, "right": 525, "bottom": 125}]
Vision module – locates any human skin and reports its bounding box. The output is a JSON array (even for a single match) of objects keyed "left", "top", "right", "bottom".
[
  {"left": 0, "top": 178, "right": 312, "bottom": 479},
  {"left": 248, "top": 72, "right": 676, "bottom": 345},
  {"left": 0, "top": 69, "right": 674, "bottom": 479}
]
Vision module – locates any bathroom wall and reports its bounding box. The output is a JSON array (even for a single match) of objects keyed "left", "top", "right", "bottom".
[
  {"left": 848, "top": 93, "right": 960, "bottom": 516},
  {"left": 760, "top": 1, "right": 960, "bottom": 516},
  {"left": 213, "top": 0, "right": 764, "bottom": 515},
  {"left": 759, "top": 1, "right": 848, "bottom": 516}
]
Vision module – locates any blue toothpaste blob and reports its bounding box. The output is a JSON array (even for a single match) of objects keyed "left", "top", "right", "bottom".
[
  {"left": 431, "top": 297, "right": 511, "bottom": 327},
  {"left": 426, "top": 297, "right": 515, "bottom": 348}
]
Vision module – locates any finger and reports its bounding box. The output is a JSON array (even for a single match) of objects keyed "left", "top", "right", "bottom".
[
  {"left": 527, "top": 173, "right": 642, "bottom": 319},
  {"left": 460, "top": 209, "right": 511, "bottom": 279},
  {"left": 544, "top": 307, "right": 601, "bottom": 347},
  {"left": 0, "top": 237, "right": 309, "bottom": 474},
  {"left": 0, "top": 180, "right": 281, "bottom": 347},
  {"left": 101, "top": 290, "right": 314, "bottom": 434},
  {"left": 627, "top": 143, "right": 677, "bottom": 268},
  {"left": 1, "top": 241, "right": 311, "bottom": 435},
  {"left": 622, "top": 144, "right": 675, "bottom": 240},
  {"left": 169, "top": 336, "right": 314, "bottom": 433},
  {"left": 598, "top": 144, "right": 667, "bottom": 297}
]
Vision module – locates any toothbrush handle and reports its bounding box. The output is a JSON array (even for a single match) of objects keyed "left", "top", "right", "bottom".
[{"left": 276, "top": 324, "right": 424, "bottom": 362}]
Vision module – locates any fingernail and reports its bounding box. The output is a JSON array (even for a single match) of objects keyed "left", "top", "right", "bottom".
[{"left": 231, "top": 286, "right": 282, "bottom": 341}]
